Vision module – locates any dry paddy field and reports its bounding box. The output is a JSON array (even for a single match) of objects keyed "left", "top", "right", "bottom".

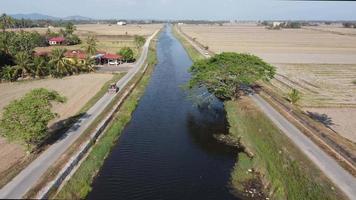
[
  {"left": 180, "top": 23, "right": 356, "bottom": 142},
  {"left": 0, "top": 73, "right": 113, "bottom": 173},
  {"left": 25, "top": 24, "right": 162, "bottom": 54}
]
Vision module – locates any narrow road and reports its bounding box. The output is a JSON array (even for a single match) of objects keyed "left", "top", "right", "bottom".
[
  {"left": 0, "top": 30, "right": 159, "bottom": 199},
  {"left": 175, "top": 26, "right": 356, "bottom": 200}
]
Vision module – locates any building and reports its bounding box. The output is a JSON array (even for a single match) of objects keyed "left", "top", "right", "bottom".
[
  {"left": 48, "top": 37, "right": 65, "bottom": 45},
  {"left": 101, "top": 53, "right": 123, "bottom": 66},
  {"left": 272, "top": 22, "right": 282, "bottom": 28},
  {"left": 64, "top": 50, "right": 87, "bottom": 64},
  {"left": 117, "top": 21, "right": 127, "bottom": 26}
]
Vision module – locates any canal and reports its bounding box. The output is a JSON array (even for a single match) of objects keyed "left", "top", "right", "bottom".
[{"left": 87, "top": 25, "right": 240, "bottom": 200}]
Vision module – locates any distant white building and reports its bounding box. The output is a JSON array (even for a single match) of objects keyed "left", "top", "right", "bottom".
[
  {"left": 272, "top": 22, "right": 282, "bottom": 28},
  {"left": 117, "top": 21, "right": 127, "bottom": 26}
]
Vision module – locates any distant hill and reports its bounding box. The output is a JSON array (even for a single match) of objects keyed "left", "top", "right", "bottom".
[{"left": 10, "top": 13, "right": 92, "bottom": 21}]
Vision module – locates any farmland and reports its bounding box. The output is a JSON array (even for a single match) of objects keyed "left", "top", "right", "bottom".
[
  {"left": 0, "top": 73, "right": 115, "bottom": 176},
  {"left": 16, "top": 24, "right": 162, "bottom": 54},
  {"left": 179, "top": 23, "right": 356, "bottom": 143}
]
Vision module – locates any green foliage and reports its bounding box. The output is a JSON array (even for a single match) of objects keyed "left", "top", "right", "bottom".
[
  {"left": 188, "top": 52, "right": 276, "bottom": 100},
  {"left": 134, "top": 35, "right": 146, "bottom": 48},
  {"left": 65, "top": 34, "right": 81, "bottom": 45},
  {"left": 352, "top": 80, "right": 356, "bottom": 85},
  {"left": 49, "top": 48, "right": 70, "bottom": 77},
  {"left": 65, "top": 22, "right": 76, "bottom": 35},
  {"left": 13, "top": 51, "right": 33, "bottom": 78},
  {"left": 0, "top": 13, "right": 14, "bottom": 32},
  {"left": 0, "top": 65, "right": 17, "bottom": 81},
  {"left": 0, "top": 88, "right": 66, "bottom": 150},
  {"left": 83, "top": 34, "right": 97, "bottom": 56},
  {"left": 288, "top": 88, "right": 301, "bottom": 105},
  {"left": 33, "top": 56, "right": 48, "bottom": 77},
  {"left": 118, "top": 47, "right": 134, "bottom": 62}
]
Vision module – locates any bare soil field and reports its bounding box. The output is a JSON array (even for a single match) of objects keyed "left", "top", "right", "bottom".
[
  {"left": 180, "top": 23, "right": 356, "bottom": 143},
  {"left": 303, "top": 24, "right": 356, "bottom": 36},
  {"left": 0, "top": 73, "right": 113, "bottom": 174}
]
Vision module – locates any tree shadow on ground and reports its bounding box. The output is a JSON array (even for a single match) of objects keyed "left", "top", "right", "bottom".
[
  {"left": 37, "top": 113, "right": 91, "bottom": 150},
  {"left": 306, "top": 111, "right": 334, "bottom": 127}
]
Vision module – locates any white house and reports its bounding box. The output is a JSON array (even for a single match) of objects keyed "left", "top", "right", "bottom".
[{"left": 117, "top": 21, "right": 127, "bottom": 26}]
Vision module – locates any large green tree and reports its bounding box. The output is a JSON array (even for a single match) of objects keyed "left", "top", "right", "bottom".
[
  {"left": 0, "top": 88, "right": 66, "bottom": 150},
  {"left": 188, "top": 52, "right": 275, "bottom": 100}
]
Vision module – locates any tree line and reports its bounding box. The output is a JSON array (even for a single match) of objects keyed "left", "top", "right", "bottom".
[{"left": 0, "top": 14, "right": 91, "bottom": 81}]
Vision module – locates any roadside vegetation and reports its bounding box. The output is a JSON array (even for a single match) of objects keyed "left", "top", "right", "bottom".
[
  {"left": 174, "top": 29, "right": 343, "bottom": 199},
  {"left": 172, "top": 26, "right": 204, "bottom": 61},
  {"left": 118, "top": 46, "right": 135, "bottom": 62},
  {"left": 0, "top": 88, "right": 66, "bottom": 151},
  {"left": 54, "top": 38, "right": 158, "bottom": 199}
]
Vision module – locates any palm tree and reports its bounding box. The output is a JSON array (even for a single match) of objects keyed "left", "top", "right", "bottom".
[
  {"left": 0, "top": 13, "right": 14, "bottom": 32},
  {"left": 14, "top": 51, "right": 33, "bottom": 79},
  {"left": 0, "top": 14, "right": 15, "bottom": 54},
  {"left": 1, "top": 65, "right": 17, "bottom": 81},
  {"left": 83, "top": 34, "right": 97, "bottom": 56},
  {"left": 49, "top": 48, "right": 70, "bottom": 77},
  {"left": 82, "top": 56, "right": 96, "bottom": 72},
  {"left": 33, "top": 56, "right": 47, "bottom": 78}
]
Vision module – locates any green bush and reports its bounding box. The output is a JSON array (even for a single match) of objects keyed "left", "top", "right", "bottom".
[
  {"left": 118, "top": 47, "right": 134, "bottom": 62},
  {"left": 0, "top": 88, "right": 66, "bottom": 150}
]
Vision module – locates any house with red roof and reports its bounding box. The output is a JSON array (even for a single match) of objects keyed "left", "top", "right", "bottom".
[{"left": 48, "top": 37, "right": 65, "bottom": 45}]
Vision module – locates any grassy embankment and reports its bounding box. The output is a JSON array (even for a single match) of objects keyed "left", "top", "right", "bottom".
[
  {"left": 226, "top": 99, "right": 342, "bottom": 199},
  {"left": 54, "top": 38, "right": 158, "bottom": 199},
  {"left": 172, "top": 26, "right": 204, "bottom": 62},
  {"left": 173, "top": 25, "right": 344, "bottom": 200}
]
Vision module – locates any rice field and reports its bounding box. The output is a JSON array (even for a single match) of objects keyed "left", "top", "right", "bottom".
[{"left": 180, "top": 23, "right": 356, "bottom": 142}]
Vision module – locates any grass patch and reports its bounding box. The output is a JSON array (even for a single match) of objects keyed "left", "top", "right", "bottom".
[
  {"left": 352, "top": 80, "right": 356, "bottom": 85},
  {"left": 78, "top": 72, "right": 126, "bottom": 114},
  {"left": 225, "top": 98, "right": 344, "bottom": 200},
  {"left": 54, "top": 38, "right": 158, "bottom": 199},
  {"left": 172, "top": 26, "right": 204, "bottom": 62}
]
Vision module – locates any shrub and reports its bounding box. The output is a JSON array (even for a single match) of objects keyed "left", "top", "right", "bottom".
[
  {"left": 0, "top": 88, "right": 66, "bottom": 150},
  {"left": 118, "top": 47, "right": 134, "bottom": 62}
]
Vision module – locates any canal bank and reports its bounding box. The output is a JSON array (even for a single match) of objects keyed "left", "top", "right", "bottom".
[
  {"left": 173, "top": 25, "right": 346, "bottom": 200},
  {"left": 85, "top": 26, "right": 240, "bottom": 199}
]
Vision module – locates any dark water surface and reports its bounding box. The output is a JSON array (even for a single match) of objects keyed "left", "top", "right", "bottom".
[{"left": 87, "top": 25, "right": 240, "bottom": 200}]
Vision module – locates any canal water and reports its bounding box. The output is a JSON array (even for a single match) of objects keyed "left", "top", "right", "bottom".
[{"left": 87, "top": 25, "right": 240, "bottom": 200}]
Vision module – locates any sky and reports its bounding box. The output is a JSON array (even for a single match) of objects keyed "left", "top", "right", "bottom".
[{"left": 1, "top": 0, "right": 356, "bottom": 20}]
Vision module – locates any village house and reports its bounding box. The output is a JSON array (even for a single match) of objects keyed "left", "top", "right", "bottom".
[{"left": 48, "top": 37, "right": 65, "bottom": 45}]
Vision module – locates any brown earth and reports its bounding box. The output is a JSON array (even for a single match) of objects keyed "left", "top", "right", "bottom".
[{"left": 0, "top": 73, "right": 113, "bottom": 174}]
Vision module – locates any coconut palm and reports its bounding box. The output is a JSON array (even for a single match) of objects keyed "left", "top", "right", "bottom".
[
  {"left": 49, "top": 48, "right": 70, "bottom": 77},
  {"left": 14, "top": 51, "right": 33, "bottom": 79},
  {"left": 83, "top": 34, "right": 97, "bottom": 56},
  {"left": 82, "top": 56, "right": 96, "bottom": 72},
  {"left": 33, "top": 56, "right": 47, "bottom": 78},
  {"left": 1, "top": 65, "right": 17, "bottom": 81},
  {"left": 0, "top": 13, "right": 14, "bottom": 32}
]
